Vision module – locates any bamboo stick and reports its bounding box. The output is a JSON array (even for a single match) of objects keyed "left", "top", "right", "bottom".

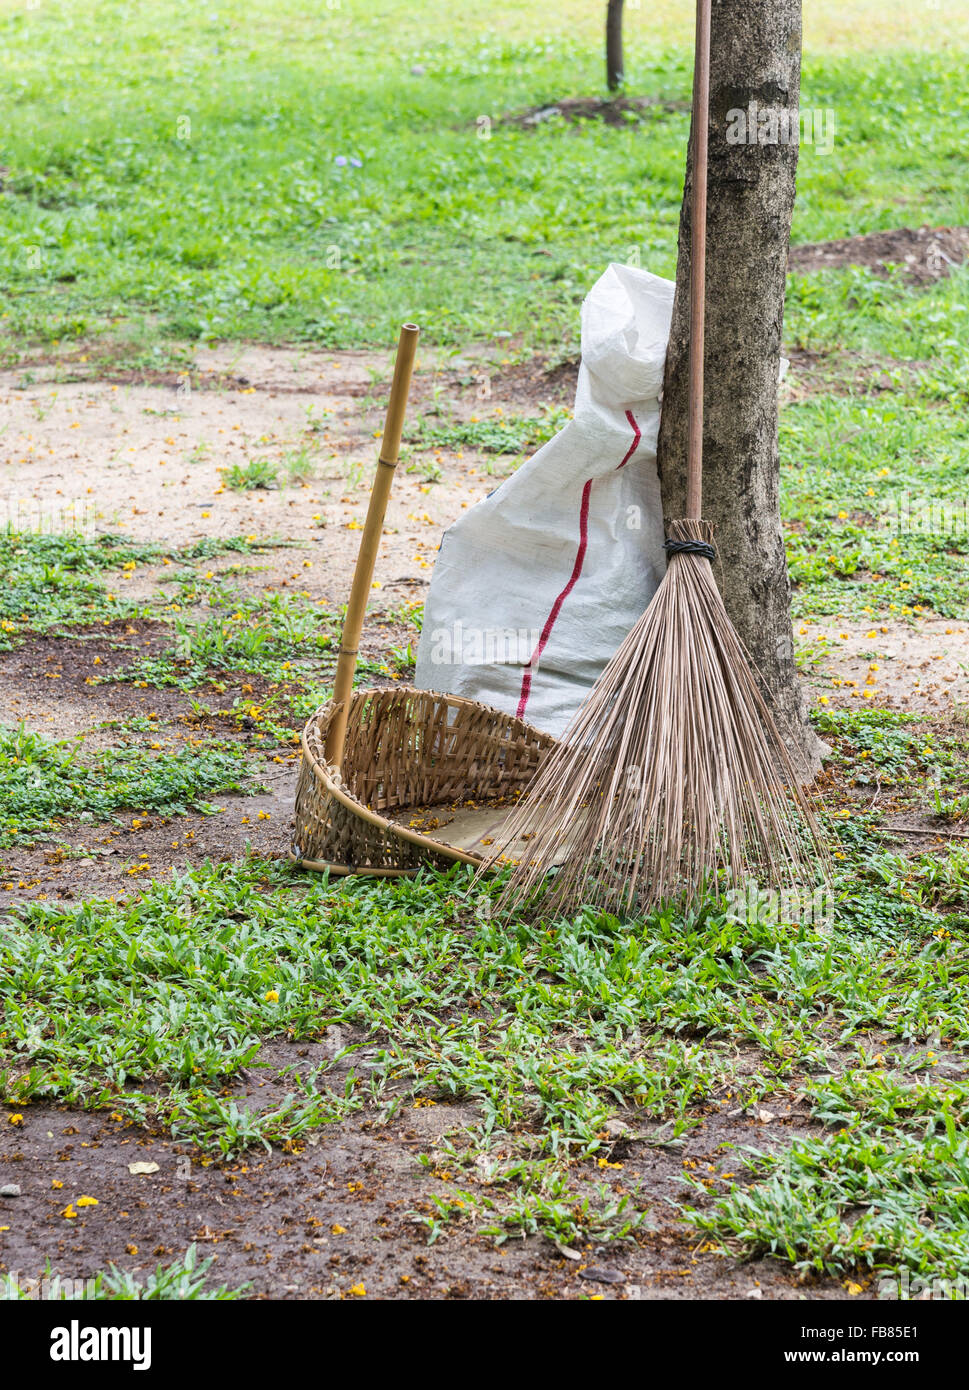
[{"left": 325, "top": 322, "right": 420, "bottom": 768}]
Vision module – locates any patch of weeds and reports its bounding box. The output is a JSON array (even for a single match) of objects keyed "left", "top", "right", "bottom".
[
  {"left": 175, "top": 536, "right": 278, "bottom": 561},
  {"left": 804, "top": 1070, "right": 969, "bottom": 1131},
  {"left": 0, "top": 531, "right": 157, "bottom": 645},
  {"left": 384, "top": 598, "right": 424, "bottom": 632},
  {"left": 282, "top": 445, "right": 318, "bottom": 485},
  {"left": 813, "top": 707, "right": 930, "bottom": 783},
  {"left": 223, "top": 459, "right": 280, "bottom": 491},
  {"left": 0, "top": 531, "right": 278, "bottom": 648},
  {"left": 113, "top": 593, "right": 338, "bottom": 692},
  {"left": 477, "top": 1174, "right": 646, "bottom": 1247},
  {"left": 900, "top": 844, "right": 969, "bottom": 911},
  {"left": 682, "top": 1117, "right": 969, "bottom": 1285},
  {"left": 0, "top": 722, "right": 260, "bottom": 847},
  {"left": 814, "top": 708, "right": 969, "bottom": 805},
  {"left": 409, "top": 457, "right": 444, "bottom": 484},
  {"left": 165, "top": 1083, "right": 361, "bottom": 1160},
  {"left": 108, "top": 591, "right": 403, "bottom": 710},
  {"left": 409, "top": 406, "right": 571, "bottom": 456},
  {"left": 388, "top": 638, "right": 416, "bottom": 671},
  {"left": 931, "top": 788, "right": 969, "bottom": 823},
  {"left": 0, "top": 1244, "right": 250, "bottom": 1300},
  {"left": 95, "top": 715, "right": 161, "bottom": 735},
  {"left": 411, "top": 1155, "right": 645, "bottom": 1247}
]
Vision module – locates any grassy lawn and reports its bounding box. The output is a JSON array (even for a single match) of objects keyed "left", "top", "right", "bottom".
[
  {"left": 1, "top": 0, "right": 969, "bottom": 1301},
  {"left": 1, "top": 0, "right": 967, "bottom": 355}
]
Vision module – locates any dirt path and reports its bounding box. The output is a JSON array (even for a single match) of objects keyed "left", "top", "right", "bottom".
[{"left": 2, "top": 344, "right": 570, "bottom": 609}]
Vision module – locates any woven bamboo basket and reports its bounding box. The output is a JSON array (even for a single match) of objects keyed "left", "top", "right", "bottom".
[
  {"left": 290, "top": 686, "right": 555, "bottom": 875},
  {"left": 290, "top": 323, "right": 556, "bottom": 877}
]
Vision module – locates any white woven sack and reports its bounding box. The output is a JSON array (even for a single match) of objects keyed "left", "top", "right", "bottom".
[{"left": 414, "top": 262, "right": 675, "bottom": 738}]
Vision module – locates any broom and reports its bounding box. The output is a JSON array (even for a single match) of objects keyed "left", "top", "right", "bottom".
[{"left": 480, "top": 0, "right": 828, "bottom": 917}]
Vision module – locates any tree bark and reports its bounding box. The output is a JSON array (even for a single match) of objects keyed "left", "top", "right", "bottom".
[
  {"left": 606, "top": 0, "right": 625, "bottom": 92},
  {"left": 656, "top": 0, "right": 824, "bottom": 774}
]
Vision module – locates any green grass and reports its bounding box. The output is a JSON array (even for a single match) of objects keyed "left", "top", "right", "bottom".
[
  {"left": 408, "top": 406, "right": 572, "bottom": 456},
  {"left": 0, "top": 530, "right": 274, "bottom": 648},
  {"left": 2, "top": 825, "right": 969, "bottom": 1258},
  {"left": 1, "top": 3, "right": 966, "bottom": 356},
  {"left": 780, "top": 393, "right": 969, "bottom": 620},
  {"left": 0, "top": 722, "right": 261, "bottom": 848},
  {"left": 786, "top": 268, "right": 969, "bottom": 406}
]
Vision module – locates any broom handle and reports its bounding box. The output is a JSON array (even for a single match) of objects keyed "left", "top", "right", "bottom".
[
  {"left": 324, "top": 322, "right": 420, "bottom": 769},
  {"left": 686, "top": 0, "right": 712, "bottom": 520}
]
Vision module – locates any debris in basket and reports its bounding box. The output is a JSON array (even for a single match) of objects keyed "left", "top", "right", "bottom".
[{"left": 385, "top": 790, "right": 524, "bottom": 839}]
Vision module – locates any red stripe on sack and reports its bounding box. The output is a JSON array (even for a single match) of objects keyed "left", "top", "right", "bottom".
[
  {"left": 617, "top": 409, "right": 641, "bottom": 469},
  {"left": 516, "top": 410, "right": 641, "bottom": 721}
]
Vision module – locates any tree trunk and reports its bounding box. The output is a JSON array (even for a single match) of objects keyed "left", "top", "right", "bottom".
[
  {"left": 656, "top": 0, "right": 824, "bottom": 774},
  {"left": 606, "top": 0, "right": 625, "bottom": 92}
]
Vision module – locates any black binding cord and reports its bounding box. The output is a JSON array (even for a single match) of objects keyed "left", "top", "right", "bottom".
[{"left": 664, "top": 538, "right": 716, "bottom": 561}]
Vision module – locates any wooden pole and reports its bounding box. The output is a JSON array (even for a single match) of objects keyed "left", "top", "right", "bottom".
[
  {"left": 324, "top": 323, "right": 420, "bottom": 769},
  {"left": 685, "top": 0, "right": 711, "bottom": 521}
]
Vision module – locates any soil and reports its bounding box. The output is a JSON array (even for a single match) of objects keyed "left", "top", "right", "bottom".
[
  {"left": 798, "top": 615, "right": 968, "bottom": 714},
  {"left": 0, "top": 1036, "right": 866, "bottom": 1301},
  {"left": 789, "top": 224, "right": 969, "bottom": 285},
  {"left": 781, "top": 346, "right": 937, "bottom": 400},
  {"left": 501, "top": 95, "right": 690, "bottom": 129}
]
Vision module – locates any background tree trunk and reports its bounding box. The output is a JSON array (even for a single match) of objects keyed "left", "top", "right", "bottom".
[
  {"left": 606, "top": 0, "right": 625, "bottom": 92},
  {"left": 656, "top": 0, "right": 824, "bottom": 773}
]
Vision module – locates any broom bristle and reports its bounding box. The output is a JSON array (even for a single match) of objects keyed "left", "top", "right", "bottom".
[{"left": 481, "top": 519, "right": 829, "bottom": 918}]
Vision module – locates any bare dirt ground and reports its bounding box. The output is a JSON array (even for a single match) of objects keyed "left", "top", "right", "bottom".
[
  {"left": 501, "top": 94, "right": 690, "bottom": 127},
  {"left": 3, "top": 342, "right": 558, "bottom": 607},
  {"left": 798, "top": 615, "right": 967, "bottom": 713},
  {"left": 788, "top": 224, "right": 969, "bottom": 285},
  {"left": 0, "top": 1036, "right": 864, "bottom": 1301},
  {"left": 0, "top": 340, "right": 964, "bottom": 1298}
]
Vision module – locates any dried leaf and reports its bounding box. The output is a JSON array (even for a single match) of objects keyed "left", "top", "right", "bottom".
[{"left": 552, "top": 1239, "right": 582, "bottom": 1261}]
